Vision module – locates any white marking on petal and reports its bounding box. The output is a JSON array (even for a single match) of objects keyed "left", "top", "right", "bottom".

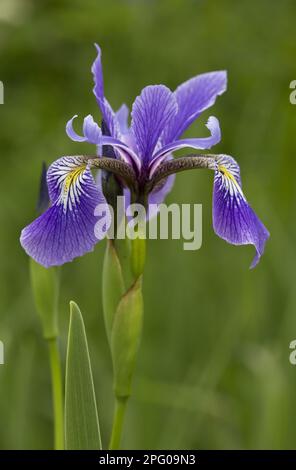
[{"left": 47, "top": 157, "right": 89, "bottom": 213}]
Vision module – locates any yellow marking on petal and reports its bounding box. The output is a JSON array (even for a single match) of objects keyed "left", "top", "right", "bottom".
[
  {"left": 218, "top": 165, "right": 239, "bottom": 186},
  {"left": 63, "top": 165, "right": 86, "bottom": 195},
  {"left": 218, "top": 164, "right": 245, "bottom": 199}
]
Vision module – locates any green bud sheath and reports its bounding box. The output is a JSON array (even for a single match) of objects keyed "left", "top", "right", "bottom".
[
  {"left": 111, "top": 277, "right": 143, "bottom": 398},
  {"left": 102, "top": 240, "right": 125, "bottom": 343},
  {"left": 131, "top": 236, "right": 146, "bottom": 279},
  {"left": 30, "top": 258, "right": 59, "bottom": 339}
]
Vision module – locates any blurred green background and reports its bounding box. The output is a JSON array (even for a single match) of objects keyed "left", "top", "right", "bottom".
[{"left": 0, "top": 0, "right": 295, "bottom": 449}]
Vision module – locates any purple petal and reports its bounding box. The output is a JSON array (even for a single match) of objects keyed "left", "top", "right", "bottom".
[
  {"left": 212, "top": 155, "right": 269, "bottom": 268},
  {"left": 163, "top": 71, "right": 227, "bottom": 144},
  {"left": 66, "top": 115, "right": 87, "bottom": 142},
  {"left": 20, "top": 157, "right": 110, "bottom": 267},
  {"left": 91, "top": 44, "right": 104, "bottom": 102},
  {"left": 83, "top": 115, "right": 102, "bottom": 144},
  {"left": 91, "top": 43, "right": 119, "bottom": 137},
  {"left": 147, "top": 172, "right": 175, "bottom": 219},
  {"left": 131, "top": 85, "right": 178, "bottom": 164},
  {"left": 66, "top": 114, "right": 102, "bottom": 145},
  {"left": 101, "top": 135, "right": 141, "bottom": 170},
  {"left": 66, "top": 114, "right": 140, "bottom": 170},
  {"left": 149, "top": 116, "right": 221, "bottom": 177},
  {"left": 116, "top": 104, "right": 129, "bottom": 134}
]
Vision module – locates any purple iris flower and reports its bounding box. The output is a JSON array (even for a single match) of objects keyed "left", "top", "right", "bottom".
[{"left": 20, "top": 44, "right": 269, "bottom": 268}]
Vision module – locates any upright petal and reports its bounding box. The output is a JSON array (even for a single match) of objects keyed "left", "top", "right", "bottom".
[
  {"left": 163, "top": 71, "right": 227, "bottom": 143},
  {"left": 212, "top": 155, "right": 269, "bottom": 268},
  {"left": 116, "top": 104, "right": 129, "bottom": 134},
  {"left": 131, "top": 85, "right": 178, "bottom": 164},
  {"left": 149, "top": 116, "right": 221, "bottom": 177},
  {"left": 91, "top": 43, "right": 119, "bottom": 137},
  {"left": 20, "top": 157, "right": 110, "bottom": 267}
]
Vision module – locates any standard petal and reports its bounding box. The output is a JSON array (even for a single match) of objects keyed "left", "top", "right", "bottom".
[
  {"left": 116, "top": 104, "right": 129, "bottom": 134},
  {"left": 91, "top": 43, "right": 119, "bottom": 137},
  {"left": 83, "top": 115, "right": 102, "bottom": 144},
  {"left": 149, "top": 116, "right": 221, "bottom": 177},
  {"left": 20, "top": 157, "right": 110, "bottom": 267},
  {"left": 212, "top": 155, "right": 269, "bottom": 268},
  {"left": 131, "top": 85, "right": 178, "bottom": 164},
  {"left": 163, "top": 71, "right": 227, "bottom": 144}
]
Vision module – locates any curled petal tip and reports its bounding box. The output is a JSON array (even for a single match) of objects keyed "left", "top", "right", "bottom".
[
  {"left": 66, "top": 115, "right": 86, "bottom": 142},
  {"left": 66, "top": 114, "right": 102, "bottom": 145},
  {"left": 94, "top": 42, "right": 101, "bottom": 53},
  {"left": 206, "top": 116, "right": 221, "bottom": 143}
]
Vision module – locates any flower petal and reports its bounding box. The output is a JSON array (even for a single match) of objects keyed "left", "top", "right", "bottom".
[
  {"left": 212, "top": 155, "right": 269, "bottom": 268},
  {"left": 66, "top": 114, "right": 141, "bottom": 170},
  {"left": 147, "top": 173, "right": 175, "bottom": 219},
  {"left": 149, "top": 116, "right": 221, "bottom": 177},
  {"left": 116, "top": 104, "right": 129, "bottom": 134},
  {"left": 83, "top": 115, "right": 102, "bottom": 144},
  {"left": 66, "top": 115, "right": 87, "bottom": 142},
  {"left": 66, "top": 114, "right": 102, "bottom": 145},
  {"left": 131, "top": 85, "right": 178, "bottom": 164},
  {"left": 91, "top": 43, "right": 119, "bottom": 137},
  {"left": 20, "top": 157, "right": 110, "bottom": 267},
  {"left": 163, "top": 71, "right": 227, "bottom": 144}
]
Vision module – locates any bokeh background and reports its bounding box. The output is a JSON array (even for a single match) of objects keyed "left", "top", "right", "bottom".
[{"left": 0, "top": 0, "right": 295, "bottom": 449}]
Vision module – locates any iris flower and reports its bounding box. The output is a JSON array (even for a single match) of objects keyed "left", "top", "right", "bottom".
[{"left": 20, "top": 45, "right": 269, "bottom": 268}]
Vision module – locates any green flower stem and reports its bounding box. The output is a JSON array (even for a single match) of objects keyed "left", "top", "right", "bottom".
[
  {"left": 109, "top": 397, "right": 128, "bottom": 450},
  {"left": 47, "top": 337, "right": 64, "bottom": 450}
]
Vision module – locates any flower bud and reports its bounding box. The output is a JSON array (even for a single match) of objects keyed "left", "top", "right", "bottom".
[
  {"left": 111, "top": 277, "right": 143, "bottom": 398},
  {"left": 102, "top": 240, "right": 125, "bottom": 343}
]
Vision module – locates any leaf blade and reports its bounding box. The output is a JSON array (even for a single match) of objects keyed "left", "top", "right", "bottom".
[{"left": 65, "top": 301, "right": 102, "bottom": 450}]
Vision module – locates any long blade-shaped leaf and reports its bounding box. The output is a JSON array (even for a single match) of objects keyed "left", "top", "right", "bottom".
[{"left": 65, "top": 301, "right": 102, "bottom": 450}]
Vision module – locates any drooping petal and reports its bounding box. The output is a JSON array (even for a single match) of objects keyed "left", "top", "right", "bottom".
[
  {"left": 116, "top": 104, "right": 129, "bottom": 134},
  {"left": 66, "top": 114, "right": 102, "bottom": 144},
  {"left": 20, "top": 157, "right": 110, "bottom": 267},
  {"left": 149, "top": 116, "right": 221, "bottom": 177},
  {"left": 163, "top": 71, "right": 227, "bottom": 144},
  {"left": 212, "top": 155, "right": 269, "bottom": 268},
  {"left": 91, "top": 43, "right": 119, "bottom": 137},
  {"left": 131, "top": 85, "right": 178, "bottom": 164}
]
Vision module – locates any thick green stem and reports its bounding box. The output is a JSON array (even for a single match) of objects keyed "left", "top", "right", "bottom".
[
  {"left": 48, "top": 338, "right": 64, "bottom": 450},
  {"left": 109, "top": 397, "right": 128, "bottom": 450}
]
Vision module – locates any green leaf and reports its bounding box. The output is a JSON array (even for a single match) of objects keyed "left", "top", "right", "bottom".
[
  {"left": 111, "top": 277, "right": 143, "bottom": 398},
  {"left": 65, "top": 301, "right": 102, "bottom": 450}
]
